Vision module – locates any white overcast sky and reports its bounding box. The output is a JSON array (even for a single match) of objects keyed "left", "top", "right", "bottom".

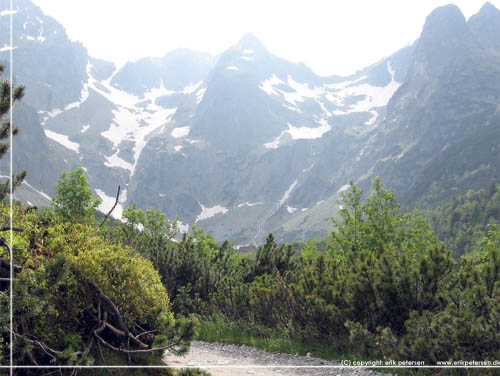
[{"left": 31, "top": 0, "right": 500, "bottom": 76}]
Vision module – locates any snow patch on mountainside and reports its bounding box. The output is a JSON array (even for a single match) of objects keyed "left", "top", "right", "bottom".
[
  {"left": 264, "top": 119, "right": 331, "bottom": 149},
  {"left": 259, "top": 74, "right": 285, "bottom": 96},
  {"left": 317, "top": 101, "right": 332, "bottom": 118},
  {"left": 196, "top": 87, "right": 206, "bottom": 104},
  {"left": 20, "top": 180, "right": 51, "bottom": 201},
  {"left": 283, "top": 103, "right": 301, "bottom": 113},
  {"left": 101, "top": 107, "right": 141, "bottom": 147},
  {"left": 328, "top": 62, "right": 400, "bottom": 114},
  {"left": 183, "top": 81, "right": 203, "bottom": 94},
  {"left": 365, "top": 110, "right": 379, "bottom": 125},
  {"left": 44, "top": 129, "right": 80, "bottom": 153},
  {"left": 226, "top": 66, "right": 239, "bottom": 71},
  {"left": 260, "top": 75, "right": 323, "bottom": 106},
  {"left": 237, "top": 202, "right": 263, "bottom": 208},
  {"left": 278, "top": 179, "right": 298, "bottom": 207},
  {"left": 195, "top": 203, "right": 228, "bottom": 223},
  {"left": 100, "top": 104, "right": 176, "bottom": 175},
  {"left": 39, "top": 109, "right": 62, "bottom": 127},
  {"left": 171, "top": 126, "right": 191, "bottom": 138},
  {"left": 144, "top": 80, "right": 175, "bottom": 103},
  {"left": 258, "top": 62, "right": 398, "bottom": 130},
  {"left": 0, "top": 9, "right": 18, "bottom": 16},
  {"left": 63, "top": 83, "right": 90, "bottom": 111},
  {"left": 104, "top": 150, "right": 134, "bottom": 172},
  {"left": 284, "top": 76, "right": 323, "bottom": 105},
  {"left": 35, "top": 17, "right": 45, "bottom": 43},
  {"left": 337, "top": 184, "right": 351, "bottom": 193},
  {"left": 81, "top": 60, "right": 178, "bottom": 175},
  {"left": 302, "top": 163, "right": 314, "bottom": 173},
  {"left": 287, "top": 119, "right": 331, "bottom": 139},
  {"left": 0, "top": 44, "right": 17, "bottom": 52}
]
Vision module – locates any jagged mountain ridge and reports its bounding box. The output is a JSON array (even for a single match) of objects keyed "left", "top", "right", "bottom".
[
  {"left": 350, "top": 2, "right": 500, "bottom": 209},
  {"left": 0, "top": 0, "right": 498, "bottom": 244},
  {"left": 128, "top": 34, "right": 413, "bottom": 242}
]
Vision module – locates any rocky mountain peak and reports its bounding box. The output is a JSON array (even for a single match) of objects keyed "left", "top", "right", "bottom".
[
  {"left": 409, "top": 3, "right": 482, "bottom": 81},
  {"left": 0, "top": 0, "right": 88, "bottom": 110},
  {"left": 419, "top": 4, "right": 467, "bottom": 44},
  {"left": 468, "top": 2, "right": 500, "bottom": 53},
  {"left": 478, "top": 1, "right": 499, "bottom": 15},
  {"left": 237, "top": 32, "right": 267, "bottom": 53}
]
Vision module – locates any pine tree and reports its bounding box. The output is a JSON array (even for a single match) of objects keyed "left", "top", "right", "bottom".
[{"left": 0, "top": 64, "right": 26, "bottom": 201}]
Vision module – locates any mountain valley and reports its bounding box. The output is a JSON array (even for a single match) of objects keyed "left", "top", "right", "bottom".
[{"left": 0, "top": 0, "right": 498, "bottom": 245}]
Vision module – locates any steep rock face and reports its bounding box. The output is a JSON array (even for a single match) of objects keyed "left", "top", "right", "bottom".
[
  {"left": 356, "top": 4, "right": 500, "bottom": 206},
  {"left": 407, "top": 120, "right": 500, "bottom": 207},
  {"left": 0, "top": 0, "right": 82, "bottom": 203},
  {"left": 88, "top": 57, "right": 115, "bottom": 82},
  {"left": 190, "top": 33, "right": 324, "bottom": 147},
  {"left": 110, "top": 49, "right": 214, "bottom": 96},
  {"left": 9, "top": 101, "right": 78, "bottom": 204},
  {"left": 0, "top": 0, "right": 88, "bottom": 110},
  {"left": 388, "top": 4, "right": 486, "bottom": 119},
  {"left": 468, "top": 2, "right": 500, "bottom": 54}
]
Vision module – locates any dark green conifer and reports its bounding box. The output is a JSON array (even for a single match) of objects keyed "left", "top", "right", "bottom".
[{"left": 0, "top": 64, "right": 26, "bottom": 201}]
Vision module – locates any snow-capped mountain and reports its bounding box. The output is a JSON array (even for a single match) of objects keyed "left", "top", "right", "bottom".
[
  {"left": 127, "top": 32, "right": 413, "bottom": 243},
  {"left": 1, "top": 0, "right": 498, "bottom": 244}
]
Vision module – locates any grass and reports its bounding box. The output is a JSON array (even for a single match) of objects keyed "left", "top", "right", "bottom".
[{"left": 195, "top": 314, "right": 359, "bottom": 362}]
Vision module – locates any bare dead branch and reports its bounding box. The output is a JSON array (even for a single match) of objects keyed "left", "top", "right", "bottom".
[
  {"left": 95, "top": 311, "right": 108, "bottom": 336},
  {"left": 105, "top": 322, "right": 127, "bottom": 337},
  {"left": 0, "top": 226, "right": 24, "bottom": 232},
  {"left": 136, "top": 329, "right": 157, "bottom": 338},
  {"left": 93, "top": 331, "right": 180, "bottom": 354},
  {"left": 98, "top": 185, "right": 120, "bottom": 229},
  {"left": 12, "top": 331, "right": 58, "bottom": 361},
  {"left": 89, "top": 280, "right": 149, "bottom": 349}
]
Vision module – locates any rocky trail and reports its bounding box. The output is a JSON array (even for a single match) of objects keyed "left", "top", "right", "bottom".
[{"left": 164, "top": 341, "right": 390, "bottom": 376}]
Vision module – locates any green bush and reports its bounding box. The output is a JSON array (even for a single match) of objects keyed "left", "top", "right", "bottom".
[{"left": 0, "top": 203, "right": 195, "bottom": 367}]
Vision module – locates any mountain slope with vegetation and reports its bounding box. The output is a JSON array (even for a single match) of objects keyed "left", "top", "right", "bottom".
[{"left": 424, "top": 183, "right": 500, "bottom": 258}]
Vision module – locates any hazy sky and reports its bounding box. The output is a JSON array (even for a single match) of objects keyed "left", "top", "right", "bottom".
[{"left": 31, "top": 0, "right": 500, "bottom": 76}]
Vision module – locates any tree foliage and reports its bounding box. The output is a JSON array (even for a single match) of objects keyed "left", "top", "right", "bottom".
[
  {"left": 3, "top": 156, "right": 499, "bottom": 371},
  {"left": 127, "top": 177, "right": 499, "bottom": 366},
  {"left": 0, "top": 64, "right": 26, "bottom": 201},
  {"left": 424, "top": 183, "right": 500, "bottom": 258},
  {"left": 52, "top": 167, "right": 100, "bottom": 224},
  {"left": 0, "top": 171, "right": 197, "bottom": 372}
]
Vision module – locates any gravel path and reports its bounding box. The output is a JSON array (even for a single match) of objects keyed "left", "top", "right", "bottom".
[{"left": 164, "top": 341, "right": 390, "bottom": 376}]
